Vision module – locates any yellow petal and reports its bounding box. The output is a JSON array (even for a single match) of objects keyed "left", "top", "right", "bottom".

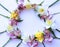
[
  {"left": 35, "top": 31, "right": 44, "bottom": 42},
  {"left": 10, "top": 11, "right": 18, "bottom": 19},
  {"left": 38, "top": 38, "right": 44, "bottom": 42},
  {"left": 35, "top": 32, "right": 43, "bottom": 37}
]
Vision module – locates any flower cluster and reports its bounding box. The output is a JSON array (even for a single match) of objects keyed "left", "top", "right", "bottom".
[{"left": 0, "top": 0, "right": 60, "bottom": 47}]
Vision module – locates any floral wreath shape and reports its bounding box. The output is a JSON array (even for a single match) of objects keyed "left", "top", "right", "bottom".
[{"left": 0, "top": 0, "right": 60, "bottom": 47}]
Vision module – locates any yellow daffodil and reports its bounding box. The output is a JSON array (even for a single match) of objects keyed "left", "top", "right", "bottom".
[
  {"left": 7, "top": 25, "right": 13, "bottom": 31},
  {"left": 38, "top": 7, "right": 45, "bottom": 15},
  {"left": 46, "top": 19, "right": 52, "bottom": 26},
  {"left": 10, "top": 11, "right": 18, "bottom": 20},
  {"left": 35, "top": 31, "right": 44, "bottom": 43},
  {"left": 25, "top": 3, "right": 32, "bottom": 9}
]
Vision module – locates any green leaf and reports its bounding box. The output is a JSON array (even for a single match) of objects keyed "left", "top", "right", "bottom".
[
  {"left": 0, "top": 3, "right": 11, "bottom": 14},
  {"left": 2, "top": 38, "right": 11, "bottom": 47},
  {"left": 48, "top": 28, "right": 57, "bottom": 38},
  {"left": 0, "top": 14, "right": 10, "bottom": 19},
  {"left": 16, "top": 39, "right": 23, "bottom": 47},
  {"left": 49, "top": 0, "right": 59, "bottom": 8}
]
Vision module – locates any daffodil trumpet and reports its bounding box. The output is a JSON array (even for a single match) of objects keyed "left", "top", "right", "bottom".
[
  {"left": 34, "top": 31, "right": 44, "bottom": 43},
  {"left": 0, "top": 3, "right": 11, "bottom": 13},
  {"left": 2, "top": 38, "right": 11, "bottom": 47},
  {"left": 49, "top": 0, "right": 59, "bottom": 8}
]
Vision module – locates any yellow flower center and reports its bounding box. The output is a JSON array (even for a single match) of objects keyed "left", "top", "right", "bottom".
[
  {"left": 10, "top": 11, "right": 18, "bottom": 20},
  {"left": 38, "top": 8, "right": 44, "bottom": 14},
  {"left": 35, "top": 31, "right": 44, "bottom": 42},
  {"left": 46, "top": 19, "right": 52, "bottom": 26}
]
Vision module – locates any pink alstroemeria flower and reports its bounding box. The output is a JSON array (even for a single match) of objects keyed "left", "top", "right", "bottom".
[
  {"left": 27, "top": 36, "right": 38, "bottom": 47},
  {"left": 44, "top": 29, "right": 53, "bottom": 43},
  {"left": 40, "top": 10, "right": 53, "bottom": 20},
  {"left": 18, "top": 4, "right": 25, "bottom": 11},
  {"left": 10, "top": 19, "right": 18, "bottom": 26},
  {"left": 8, "top": 29, "right": 21, "bottom": 39}
]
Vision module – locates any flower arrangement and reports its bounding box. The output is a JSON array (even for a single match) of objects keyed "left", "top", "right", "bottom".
[{"left": 0, "top": 0, "right": 60, "bottom": 47}]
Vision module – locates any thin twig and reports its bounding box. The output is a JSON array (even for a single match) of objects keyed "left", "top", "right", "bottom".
[
  {"left": 16, "top": 39, "right": 23, "bottom": 47},
  {"left": 42, "top": 42, "right": 45, "bottom": 47},
  {"left": 0, "top": 14, "right": 10, "bottom": 19},
  {"left": 49, "top": 0, "right": 59, "bottom": 8},
  {"left": 0, "top": 3, "right": 11, "bottom": 14},
  {"left": 2, "top": 38, "right": 11, "bottom": 47}
]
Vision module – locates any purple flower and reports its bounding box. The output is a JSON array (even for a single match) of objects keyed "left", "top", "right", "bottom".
[
  {"left": 8, "top": 29, "right": 21, "bottom": 39},
  {"left": 27, "top": 36, "right": 38, "bottom": 47},
  {"left": 10, "top": 19, "right": 18, "bottom": 26},
  {"left": 18, "top": 4, "right": 25, "bottom": 11},
  {"left": 44, "top": 29, "right": 53, "bottom": 43}
]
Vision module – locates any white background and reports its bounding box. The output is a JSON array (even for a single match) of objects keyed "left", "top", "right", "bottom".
[{"left": 0, "top": 0, "right": 60, "bottom": 47}]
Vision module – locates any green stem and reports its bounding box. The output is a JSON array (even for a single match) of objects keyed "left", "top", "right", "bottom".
[
  {"left": 0, "top": 3, "right": 11, "bottom": 14},
  {"left": 0, "top": 31, "right": 7, "bottom": 34},
  {"left": 48, "top": 28, "right": 57, "bottom": 38},
  {"left": 56, "top": 29, "right": 60, "bottom": 32},
  {"left": 51, "top": 12, "right": 60, "bottom": 15},
  {"left": 53, "top": 37, "right": 60, "bottom": 39},
  {"left": 16, "top": 0, "right": 18, "bottom": 4},
  {"left": 42, "top": 42, "right": 45, "bottom": 47},
  {"left": 38, "top": 0, "right": 44, "bottom": 6},
  {"left": 27, "top": 0, "right": 30, "bottom": 2},
  {"left": 16, "top": 39, "right": 23, "bottom": 47},
  {"left": 0, "top": 14, "right": 10, "bottom": 19},
  {"left": 49, "top": 0, "right": 59, "bottom": 8},
  {"left": 2, "top": 38, "right": 11, "bottom": 47}
]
